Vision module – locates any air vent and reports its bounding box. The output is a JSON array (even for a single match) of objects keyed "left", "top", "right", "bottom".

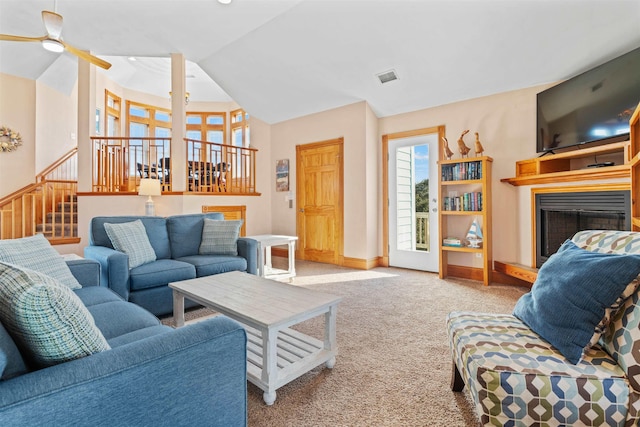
[{"left": 376, "top": 70, "right": 398, "bottom": 84}]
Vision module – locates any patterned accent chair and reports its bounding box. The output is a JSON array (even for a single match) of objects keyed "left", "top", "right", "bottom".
[{"left": 447, "top": 230, "right": 640, "bottom": 426}]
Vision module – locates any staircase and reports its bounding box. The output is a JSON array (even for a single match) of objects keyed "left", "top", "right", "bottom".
[
  {"left": 0, "top": 148, "right": 78, "bottom": 244},
  {"left": 35, "top": 195, "right": 78, "bottom": 239}
]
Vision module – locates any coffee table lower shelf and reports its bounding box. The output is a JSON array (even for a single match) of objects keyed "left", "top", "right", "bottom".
[{"left": 243, "top": 324, "right": 336, "bottom": 405}]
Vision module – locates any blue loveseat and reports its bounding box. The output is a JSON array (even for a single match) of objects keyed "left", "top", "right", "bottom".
[
  {"left": 84, "top": 213, "right": 258, "bottom": 316},
  {"left": 0, "top": 258, "right": 248, "bottom": 427}
]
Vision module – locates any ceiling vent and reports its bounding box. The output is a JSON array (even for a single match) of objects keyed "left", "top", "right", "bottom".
[{"left": 376, "top": 69, "right": 398, "bottom": 84}]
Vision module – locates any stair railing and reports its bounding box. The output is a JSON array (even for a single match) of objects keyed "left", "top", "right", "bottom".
[{"left": 0, "top": 149, "right": 79, "bottom": 243}]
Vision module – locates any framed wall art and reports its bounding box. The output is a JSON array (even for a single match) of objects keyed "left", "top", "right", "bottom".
[{"left": 276, "top": 159, "right": 289, "bottom": 192}]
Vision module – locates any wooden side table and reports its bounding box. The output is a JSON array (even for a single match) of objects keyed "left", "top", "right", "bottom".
[{"left": 246, "top": 234, "right": 298, "bottom": 281}]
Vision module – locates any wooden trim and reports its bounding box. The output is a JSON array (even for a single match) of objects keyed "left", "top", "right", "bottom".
[
  {"left": 105, "top": 89, "right": 121, "bottom": 136},
  {"left": 125, "top": 100, "right": 172, "bottom": 137},
  {"left": 503, "top": 165, "right": 630, "bottom": 186},
  {"left": 446, "top": 264, "right": 484, "bottom": 282},
  {"left": 186, "top": 111, "right": 227, "bottom": 150},
  {"left": 530, "top": 183, "right": 631, "bottom": 266},
  {"left": 491, "top": 270, "right": 533, "bottom": 289},
  {"left": 48, "top": 237, "right": 81, "bottom": 245},
  {"left": 342, "top": 256, "right": 382, "bottom": 270},
  {"left": 381, "top": 135, "right": 389, "bottom": 266},
  {"left": 37, "top": 147, "right": 77, "bottom": 181},
  {"left": 77, "top": 191, "right": 262, "bottom": 197},
  {"left": 494, "top": 261, "right": 537, "bottom": 284}
]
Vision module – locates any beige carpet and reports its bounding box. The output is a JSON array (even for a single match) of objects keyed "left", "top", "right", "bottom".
[{"left": 163, "top": 259, "right": 528, "bottom": 427}]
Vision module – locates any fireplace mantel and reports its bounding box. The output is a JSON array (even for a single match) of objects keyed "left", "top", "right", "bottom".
[{"left": 501, "top": 141, "right": 630, "bottom": 186}]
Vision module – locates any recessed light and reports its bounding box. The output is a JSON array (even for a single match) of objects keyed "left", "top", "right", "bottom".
[
  {"left": 218, "top": 0, "right": 232, "bottom": 4},
  {"left": 128, "top": 57, "right": 137, "bottom": 61}
]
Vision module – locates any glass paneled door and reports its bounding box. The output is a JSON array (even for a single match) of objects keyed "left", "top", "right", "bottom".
[{"left": 388, "top": 134, "right": 439, "bottom": 271}]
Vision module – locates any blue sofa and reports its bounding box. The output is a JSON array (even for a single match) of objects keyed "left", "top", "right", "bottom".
[
  {"left": 0, "top": 258, "right": 248, "bottom": 427},
  {"left": 84, "top": 213, "right": 258, "bottom": 316}
]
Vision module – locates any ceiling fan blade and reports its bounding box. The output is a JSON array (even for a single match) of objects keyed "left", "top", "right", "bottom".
[
  {"left": 42, "top": 11, "right": 63, "bottom": 39},
  {"left": 0, "top": 34, "right": 46, "bottom": 42},
  {"left": 62, "top": 41, "right": 112, "bottom": 70}
]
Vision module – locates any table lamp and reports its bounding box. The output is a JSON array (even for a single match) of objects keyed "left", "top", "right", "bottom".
[{"left": 138, "top": 178, "right": 161, "bottom": 216}]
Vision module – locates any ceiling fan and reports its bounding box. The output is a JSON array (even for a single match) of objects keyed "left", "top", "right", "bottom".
[{"left": 0, "top": 10, "right": 111, "bottom": 70}]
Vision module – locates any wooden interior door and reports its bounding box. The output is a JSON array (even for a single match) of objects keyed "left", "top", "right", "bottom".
[{"left": 296, "top": 138, "right": 344, "bottom": 265}]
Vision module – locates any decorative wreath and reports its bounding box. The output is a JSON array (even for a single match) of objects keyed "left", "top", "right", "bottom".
[{"left": 0, "top": 126, "right": 23, "bottom": 152}]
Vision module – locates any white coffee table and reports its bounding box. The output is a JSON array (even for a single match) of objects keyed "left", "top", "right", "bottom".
[
  {"left": 169, "top": 271, "right": 341, "bottom": 405},
  {"left": 246, "top": 234, "right": 298, "bottom": 281}
]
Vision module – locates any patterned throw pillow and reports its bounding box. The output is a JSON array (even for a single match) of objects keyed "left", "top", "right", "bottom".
[
  {"left": 513, "top": 239, "right": 640, "bottom": 364},
  {"left": 199, "top": 219, "right": 243, "bottom": 256},
  {"left": 0, "top": 234, "right": 81, "bottom": 289},
  {"left": 0, "top": 262, "right": 110, "bottom": 368},
  {"left": 104, "top": 220, "right": 157, "bottom": 268}
]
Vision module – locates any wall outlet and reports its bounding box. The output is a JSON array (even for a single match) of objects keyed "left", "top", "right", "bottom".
[{"left": 476, "top": 253, "right": 482, "bottom": 258}]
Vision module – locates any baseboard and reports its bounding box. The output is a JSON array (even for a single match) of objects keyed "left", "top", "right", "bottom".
[
  {"left": 446, "top": 264, "right": 484, "bottom": 281},
  {"left": 272, "top": 248, "right": 382, "bottom": 270},
  {"left": 342, "top": 256, "right": 382, "bottom": 270}
]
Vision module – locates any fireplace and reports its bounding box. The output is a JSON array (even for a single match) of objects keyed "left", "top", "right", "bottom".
[{"left": 535, "top": 190, "right": 630, "bottom": 267}]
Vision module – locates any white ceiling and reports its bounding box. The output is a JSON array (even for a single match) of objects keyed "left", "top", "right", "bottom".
[{"left": 1, "top": 0, "right": 639, "bottom": 124}]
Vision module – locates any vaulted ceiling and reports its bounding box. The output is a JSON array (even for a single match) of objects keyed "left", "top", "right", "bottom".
[{"left": 1, "top": 0, "right": 639, "bottom": 124}]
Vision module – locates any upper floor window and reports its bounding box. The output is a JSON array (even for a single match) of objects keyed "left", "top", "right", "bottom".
[
  {"left": 105, "top": 90, "right": 121, "bottom": 137},
  {"left": 126, "top": 101, "right": 171, "bottom": 138},
  {"left": 230, "top": 108, "right": 250, "bottom": 147},
  {"left": 186, "top": 112, "right": 225, "bottom": 144}
]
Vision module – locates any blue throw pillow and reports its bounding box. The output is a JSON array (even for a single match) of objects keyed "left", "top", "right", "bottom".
[
  {"left": 104, "top": 220, "right": 156, "bottom": 269},
  {"left": 199, "top": 219, "right": 243, "bottom": 256},
  {"left": 513, "top": 239, "right": 640, "bottom": 364}
]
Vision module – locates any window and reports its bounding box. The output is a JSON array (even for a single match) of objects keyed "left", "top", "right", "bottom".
[
  {"left": 126, "top": 101, "right": 171, "bottom": 137},
  {"left": 186, "top": 112, "right": 226, "bottom": 162},
  {"left": 126, "top": 101, "right": 171, "bottom": 176},
  {"left": 230, "top": 108, "right": 250, "bottom": 147},
  {"left": 186, "top": 112, "right": 225, "bottom": 144},
  {"left": 105, "top": 90, "right": 121, "bottom": 137}
]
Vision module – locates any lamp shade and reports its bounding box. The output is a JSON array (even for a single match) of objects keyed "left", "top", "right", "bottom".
[{"left": 138, "top": 178, "right": 161, "bottom": 196}]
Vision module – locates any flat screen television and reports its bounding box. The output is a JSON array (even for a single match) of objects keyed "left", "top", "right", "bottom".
[{"left": 537, "top": 46, "right": 640, "bottom": 154}]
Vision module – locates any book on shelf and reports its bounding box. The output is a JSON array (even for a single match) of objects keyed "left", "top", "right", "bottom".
[
  {"left": 443, "top": 191, "right": 483, "bottom": 212},
  {"left": 441, "top": 160, "right": 483, "bottom": 181},
  {"left": 443, "top": 237, "right": 463, "bottom": 247}
]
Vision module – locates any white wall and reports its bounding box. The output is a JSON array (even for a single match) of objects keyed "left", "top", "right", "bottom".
[
  {"left": 8, "top": 68, "right": 617, "bottom": 269},
  {"left": 379, "top": 86, "right": 546, "bottom": 268},
  {"left": 35, "top": 80, "right": 78, "bottom": 173},
  {"left": 270, "top": 101, "right": 379, "bottom": 262},
  {"left": 0, "top": 74, "right": 36, "bottom": 196}
]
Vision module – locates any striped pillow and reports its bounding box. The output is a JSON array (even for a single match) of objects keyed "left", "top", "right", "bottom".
[
  {"left": 104, "top": 220, "right": 157, "bottom": 268},
  {"left": 0, "top": 234, "right": 81, "bottom": 289},
  {"left": 0, "top": 262, "right": 110, "bottom": 368},
  {"left": 199, "top": 219, "right": 243, "bottom": 256}
]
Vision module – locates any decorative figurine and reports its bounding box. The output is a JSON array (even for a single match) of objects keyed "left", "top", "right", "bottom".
[
  {"left": 474, "top": 132, "right": 485, "bottom": 156},
  {"left": 466, "top": 218, "right": 483, "bottom": 248},
  {"left": 457, "top": 129, "right": 471, "bottom": 158},
  {"left": 442, "top": 137, "right": 454, "bottom": 160}
]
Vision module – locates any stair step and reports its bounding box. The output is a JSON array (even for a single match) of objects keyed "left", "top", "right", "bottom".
[
  {"left": 46, "top": 212, "right": 78, "bottom": 222},
  {"left": 57, "top": 201, "right": 77, "bottom": 212},
  {"left": 36, "top": 223, "right": 78, "bottom": 238}
]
